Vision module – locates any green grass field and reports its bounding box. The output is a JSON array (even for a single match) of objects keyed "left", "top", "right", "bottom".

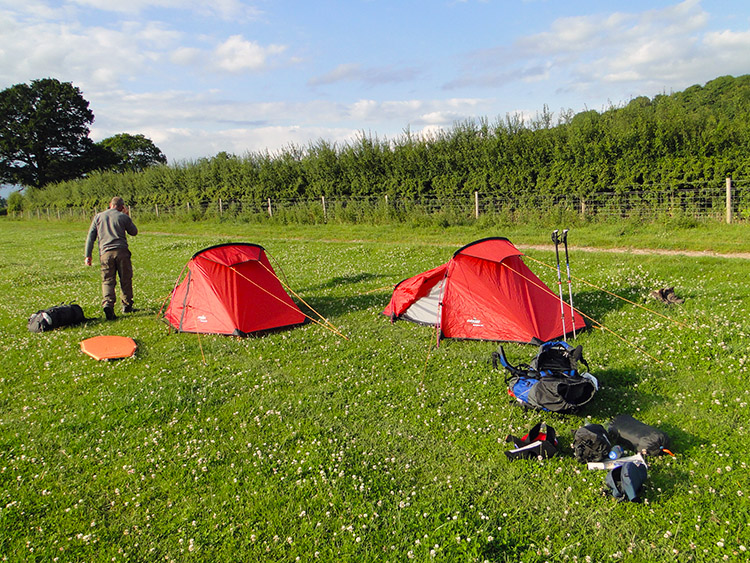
[{"left": 1, "top": 220, "right": 748, "bottom": 562}]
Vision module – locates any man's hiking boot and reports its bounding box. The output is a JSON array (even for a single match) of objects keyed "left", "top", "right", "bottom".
[
  {"left": 104, "top": 306, "right": 117, "bottom": 320},
  {"left": 123, "top": 304, "right": 134, "bottom": 313}
]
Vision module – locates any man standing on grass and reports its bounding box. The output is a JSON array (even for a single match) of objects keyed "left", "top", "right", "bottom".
[{"left": 84, "top": 196, "right": 138, "bottom": 320}]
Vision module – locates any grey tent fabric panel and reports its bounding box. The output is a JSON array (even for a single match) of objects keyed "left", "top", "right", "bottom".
[{"left": 402, "top": 280, "right": 443, "bottom": 325}]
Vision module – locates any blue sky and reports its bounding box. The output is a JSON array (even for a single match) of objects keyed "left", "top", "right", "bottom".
[{"left": 2, "top": 0, "right": 750, "bottom": 171}]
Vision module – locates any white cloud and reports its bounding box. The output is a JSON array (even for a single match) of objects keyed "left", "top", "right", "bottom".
[
  {"left": 0, "top": 7, "right": 287, "bottom": 90},
  {"left": 84, "top": 88, "right": 497, "bottom": 160},
  {"left": 0, "top": 5, "right": 193, "bottom": 90},
  {"left": 309, "top": 63, "right": 363, "bottom": 85},
  {"left": 69, "top": 0, "right": 172, "bottom": 13},
  {"left": 519, "top": 0, "right": 708, "bottom": 58},
  {"left": 124, "top": 125, "right": 361, "bottom": 162},
  {"left": 445, "top": 0, "right": 737, "bottom": 101},
  {"left": 518, "top": 14, "right": 607, "bottom": 54},
  {"left": 345, "top": 98, "right": 488, "bottom": 125},
  {"left": 0, "top": 20, "right": 151, "bottom": 88},
  {"left": 705, "top": 28, "right": 750, "bottom": 49},
  {"left": 213, "top": 35, "right": 287, "bottom": 73},
  {"left": 309, "top": 63, "right": 421, "bottom": 87},
  {"left": 68, "top": 0, "right": 262, "bottom": 21},
  {"left": 170, "top": 46, "right": 203, "bottom": 66}
]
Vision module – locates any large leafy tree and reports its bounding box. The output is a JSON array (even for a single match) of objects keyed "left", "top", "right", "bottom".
[
  {"left": 0, "top": 78, "right": 97, "bottom": 188},
  {"left": 97, "top": 133, "right": 167, "bottom": 172}
]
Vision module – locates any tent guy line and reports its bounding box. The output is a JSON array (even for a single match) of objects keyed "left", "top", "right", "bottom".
[
  {"left": 497, "top": 261, "right": 664, "bottom": 365},
  {"left": 232, "top": 264, "right": 348, "bottom": 340},
  {"left": 522, "top": 255, "right": 693, "bottom": 331},
  {"left": 256, "top": 260, "right": 345, "bottom": 338}
]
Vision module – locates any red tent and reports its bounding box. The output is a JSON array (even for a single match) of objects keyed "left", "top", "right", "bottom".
[
  {"left": 383, "top": 237, "right": 585, "bottom": 344},
  {"left": 163, "top": 243, "right": 306, "bottom": 336}
]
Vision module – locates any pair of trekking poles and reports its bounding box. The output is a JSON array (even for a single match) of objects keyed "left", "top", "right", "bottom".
[{"left": 552, "top": 229, "right": 576, "bottom": 338}]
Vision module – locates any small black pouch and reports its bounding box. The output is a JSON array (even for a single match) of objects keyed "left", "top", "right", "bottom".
[
  {"left": 572, "top": 423, "right": 611, "bottom": 463},
  {"left": 505, "top": 421, "right": 558, "bottom": 460}
]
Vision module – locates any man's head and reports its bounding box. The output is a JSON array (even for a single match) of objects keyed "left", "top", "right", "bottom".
[{"left": 110, "top": 197, "right": 125, "bottom": 210}]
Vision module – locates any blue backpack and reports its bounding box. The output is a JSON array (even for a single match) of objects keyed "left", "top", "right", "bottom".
[{"left": 492, "top": 341, "right": 597, "bottom": 413}]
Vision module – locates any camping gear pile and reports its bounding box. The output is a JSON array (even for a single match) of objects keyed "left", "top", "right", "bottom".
[
  {"left": 508, "top": 416, "right": 671, "bottom": 503},
  {"left": 493, "top": 336, "right": 672, "bottom": 503}
]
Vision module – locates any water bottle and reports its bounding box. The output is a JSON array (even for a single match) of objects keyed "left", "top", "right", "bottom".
[{"left": 608, "top": 445, "right": 624, "bottom": 460}]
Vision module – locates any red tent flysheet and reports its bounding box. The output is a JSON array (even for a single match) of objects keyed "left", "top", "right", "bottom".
[
  {"left": 383, "top": 237, "right": 585, "bottom": 344},
  {"left": 163, "top": 243, "right": 306, "bottom": 336}
]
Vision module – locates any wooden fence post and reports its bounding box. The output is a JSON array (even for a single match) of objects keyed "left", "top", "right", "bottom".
[
  {"left": 268, "top": 198, "right": 273, "bottom": 217},
  {"left": 155, "top": 203, "right": 159, "bottom": 218},
  {"left": 474, "top": 191, "right": 479, "bottom": 219},
  {"left": 322, "top": 196, "right": 327, "bottom": 221},
  {"left": 219, "top": 199, "right": 223, "bottom": 215},
  {"left": 726, "top": 177, "right": 732, "bottom": 224}
]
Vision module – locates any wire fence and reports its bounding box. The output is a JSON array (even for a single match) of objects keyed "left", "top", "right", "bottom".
[{"left": 10, "top": 182, "right": 750, "bottom": 225}]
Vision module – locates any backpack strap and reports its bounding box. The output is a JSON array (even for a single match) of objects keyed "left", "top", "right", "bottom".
[
  {"left": 493, "top": 346, "right": 538, "bottom": 383},
  {"left": 570, "top": 344, "right": 589, "bottom": 372}
]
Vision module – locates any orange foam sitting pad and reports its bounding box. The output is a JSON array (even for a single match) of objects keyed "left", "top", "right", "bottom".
[{"left": 80, "top": 335, "right": 137, "bottom": 360}]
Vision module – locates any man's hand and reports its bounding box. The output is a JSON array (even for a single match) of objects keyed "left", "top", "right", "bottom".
[
  {"left": 123, "top": 205, "right": 130, "bottom": 216},
  {"left": 84, "top": 257, "right": 92, "bottom": 266}
]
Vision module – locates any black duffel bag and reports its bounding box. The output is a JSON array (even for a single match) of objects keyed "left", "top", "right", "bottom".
[{"left": 28, "top": 304, "right": 85, "bottom": 333}]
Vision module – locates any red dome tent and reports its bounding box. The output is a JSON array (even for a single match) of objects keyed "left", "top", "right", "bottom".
[
  {"left": 163, "top": 243, "right": 306, "bottom": 336},
  {"left": 383, "top": 237, "right": 585, "bottom": 344}
]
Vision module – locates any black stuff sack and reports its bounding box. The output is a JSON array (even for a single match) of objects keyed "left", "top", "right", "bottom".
[
  {"left": 605, "top": 461, "right": 648, "bottom": 502},
  {"left": 505, "top": 421, "right": 558, "bottom": 460},
  {"left": 573, "top": 424, "right": 611, "bottom": 463},
  {"left": 28, "top": 304, "right": 85, "bottom": 333},
  {"left": 608, "top": 414, "right": 671, "bottom": 456}
]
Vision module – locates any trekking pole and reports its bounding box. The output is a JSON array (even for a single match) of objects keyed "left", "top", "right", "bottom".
[
  {"left": 562, "top": 229, "right": 576, "bottom": 338},
  {"left": 552, "top": 230, "right": 567, "bottom": 338}
]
